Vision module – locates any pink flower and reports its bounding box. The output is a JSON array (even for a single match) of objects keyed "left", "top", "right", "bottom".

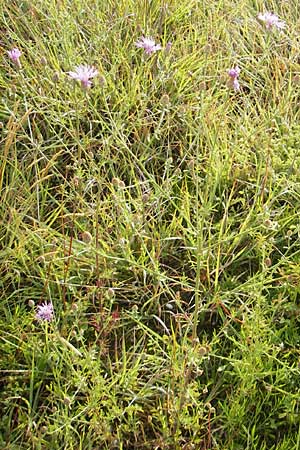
[
  {"left": 35, "top": 302, "right": 54, "bottom": 322},
  {"left": 165, "top": 42, "right": 172, "bottom": 53},
  {"left": 135, "top": 37, "right": 162, "bottom": 55},
  {"left": 7, "top": 48, "right": 22, "bottom": 67},
  {"left": 67, "top": 65, "right": 98, "bottom": 89},
  {"left": 227, "top": 66, "right": 241, "bottom": 91},
  {"left": 258, "top": 12, "right": 286, "bottom": 31},
  {"left": 228, "top": 67, "right": 240, "bottom": 78}
]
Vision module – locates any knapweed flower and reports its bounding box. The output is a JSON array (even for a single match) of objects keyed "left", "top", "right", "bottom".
[
  {"left": 35, "top": 302, "right": 54, "bottom": 322},
  {"left": 258, "top": 12, "right": 286, "bottom": 31},
  {"left": 135, "top": 37, "right": 162, "bottom": 55},
  {"left": 227, "top": 66, "right": 240, "bottom": 91},
  {"left": 165, "top": 41, "right": 172, "bottom": 53},
  {"left": 67, "top": 65, "right": 98, "bottom": 89},
  {"left": 7, "top": 48, "right": 22, "bottom": 68}
]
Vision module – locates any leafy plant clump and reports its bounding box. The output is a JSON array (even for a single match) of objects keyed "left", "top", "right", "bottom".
[{"left": 1, "top": 0, "right": 300, "bottom": 449}]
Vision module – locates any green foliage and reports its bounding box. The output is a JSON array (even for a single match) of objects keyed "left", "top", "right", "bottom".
[{"left": 1, "top": 0, "right": 300, "bottom": 448}]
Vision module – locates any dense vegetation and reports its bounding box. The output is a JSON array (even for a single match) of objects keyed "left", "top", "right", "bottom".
[{"left": 1, "top": 0, "right": 300, "bottom": 448}]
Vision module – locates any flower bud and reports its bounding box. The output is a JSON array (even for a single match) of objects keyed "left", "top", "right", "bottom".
[{"left": 81, "top": 231, "right": 92, "bottom": 243}]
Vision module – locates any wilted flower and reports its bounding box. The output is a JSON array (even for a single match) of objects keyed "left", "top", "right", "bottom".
[
  {"left": 227, "top": 66, "right": 240, "bottom": 91},
  {"left": 264, "top": 257, "right": 272, "bottom": 267},
  {"left": 71, "top": 303, "right": 79, "bottom": 312},
  {"left": 40, "top": 56, "right": 47, "bottom": 66},
  {"left": 81, "top": 231, "right": 92, "bottom": 243},
  {"left": 111, "top": 309, "right": 120, "bottom": 321},
  {"left": 258, "top": 12, "right": 286, "bottom": 31},
  {"left": 292, "top": 74, "right": 300, "bottom": 85},
  {"left": 35, "top": 302, "right": 54, "bottom": 322},
  {"left": 67, "top": 65, "right": 98, "bottom": 89},
  {"left": 135, "top": 37, "right": 162, "bottom": 55},
  {"left": 7, "top": 48, "right": 22, "bottom": 67},
  {"left": 160, "top": 93, "right": 170, "bottom": 107},
  {"left": 63, "top": 396, "right": 72, "bottom": 407},
  {"left": 52, "top": 72, "right": 60, "bottom": 82},
  {"left": 107, "top": 288, "right": 115, "bottom": 298}
]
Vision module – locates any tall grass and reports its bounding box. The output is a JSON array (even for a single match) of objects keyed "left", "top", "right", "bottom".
[{"left": 1, "top": 0, "right": 300, "bottom": 448}]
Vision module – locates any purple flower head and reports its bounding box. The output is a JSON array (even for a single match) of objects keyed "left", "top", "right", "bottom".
[
  {"left": 135, "top": 37, "right": 162, "bottom": 55},
  {"left": 67, "top": 65, "right": 99, "bottom": 89},
  {"left": 228, "top": 66, "right": 240, "bottom": 79},
  {"left": 227, "top": 66, "right": 240, "bottom": 91},
  {"left": 35, "top": 302, "right": 54, "bottom": 322},
  {"left": 258, "top": 12, "right": 286, "bottom": 31},
  {"left": 165, "top": 41, "right": 172, "bottom": 53},
  {"left": 8, "top": 48, "right": 22, "bottom": 67},
  {"left": 232, "top": 78, "right": 240, "bottom": 91}
]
